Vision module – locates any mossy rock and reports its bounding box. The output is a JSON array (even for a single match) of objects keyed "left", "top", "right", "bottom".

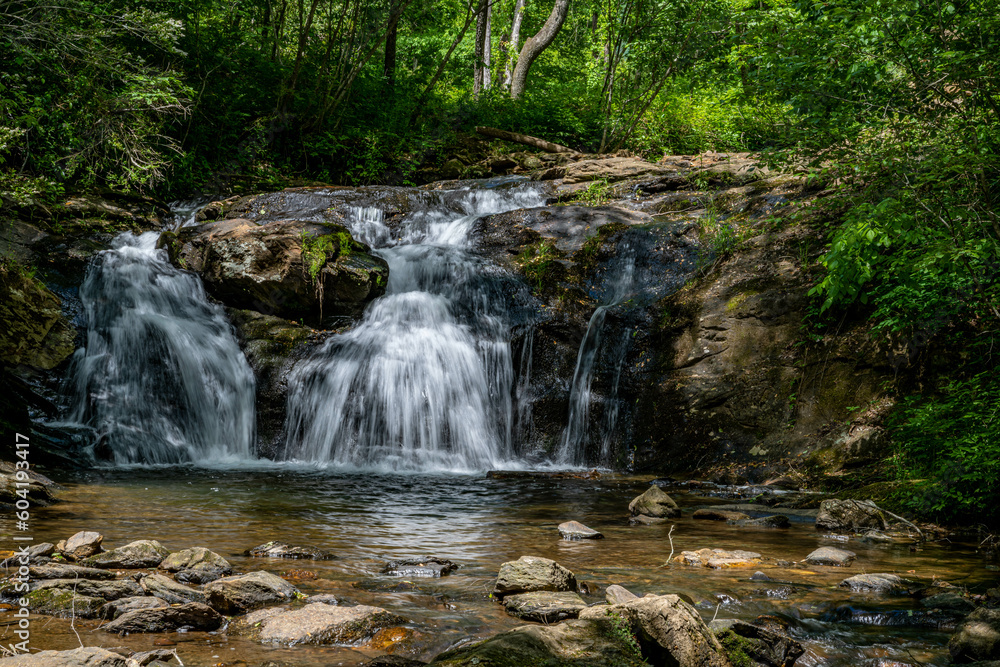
[{"left": 26, "top": 588, "right": 104, "bottom": 619}]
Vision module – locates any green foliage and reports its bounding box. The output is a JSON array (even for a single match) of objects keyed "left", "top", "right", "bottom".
[
  {"left": 517, "top": 240, "right": 561, "bottom": 290},
  {"left": 606, "top": 610, "right": 643, "bottom": 659},
  {"left": 890, "top": 369, "right": 1000, "bottom": 526},
  {"left": 716, "top": 630, "right": 756, "bottom": 667},
  {"left": 301, "top": 230, "right": 354, "bottom": 281}
]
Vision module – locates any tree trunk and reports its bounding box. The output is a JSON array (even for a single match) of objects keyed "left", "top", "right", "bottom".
[
  {"left": 475, "top": 126, "right": 580, "bottom": 154},
  {"left": 501, "top": 0, "right": 525, "bottom": 89},
  {"left": 473, "top": 0, "right": 489, "bottom": 97},
  {"left": 384, "top": 2, "right": 400, "bottom": 87},
  {"left": 509, "top": 0, "right": 569, "bottom": 100},
  {"left": 483, "top": 0, "right": 492, "bottom": 89}
]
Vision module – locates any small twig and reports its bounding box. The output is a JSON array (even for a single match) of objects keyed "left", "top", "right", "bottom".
[
  {"left": 659, "top": 524, "right": 676, "bottom": 567},
  {"left": 70, "top": 577, "right": 84, "bottom": 649},
  {"left": 711, "top": 603, "right": 721, "bottom": 623}
]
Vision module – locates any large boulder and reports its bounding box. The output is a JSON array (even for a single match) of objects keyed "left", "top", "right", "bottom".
[
  {"left": 204, "top": 570, "right": 298, "bottom": 614},
  {"left": 629, "top": 486, "right": 681, "bottom": 519},
  {"left": 427, "top": 618, "right": 648, "bottom": 667},
  {"left": 159, "top": 547, "right": 232, "bottom": 584},
  {"left": 815, "top": 499, "right": 886, "bottom": 533},
  {"left": 161, "top": 218, "right": 388, "bottom": 324},
  {"left": 101, "top": 601, "right": 222, "bottom": 634},
  {"left": 950, "top": 608, "right": 1000, "bottom": 662},
  {"left": 711, "top": 619, "right": 804, "bottom": 667},
  {"left": 82, "top": 540, "right": 170, "bottom": 569},
  {"left": 229, "top": 602, "right": 404, "bottom": 645},
  {"left": 492, "top": 556, "right": 577, "bottom": 598},
  {"left": 579, "top": 594, "right": 732, "bottom": 667},
  {"left": 0, "top": 647, "right": 130, "bottom": 667}
]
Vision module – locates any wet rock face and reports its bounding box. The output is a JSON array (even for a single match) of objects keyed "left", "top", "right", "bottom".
[
  {"left": 815, "top": 499, "right": 887, "bottom": 533},
  {"left": 229, "top": 602, "right": 405, "bottom": 646},
  {"left": 0, "top": 264, "right": 75, "bottom": 370},
  {"left": 204, "top": 570, "right": 298, "bottom": 614},
  {"left": 162, "top": 218, "right": 388, "bottom": 325},
  {"left": 950, "top": 608, "right": 1000, "bottom": 662},
  {"left": 492, "top": 556, "right": 577, "bottom": 597}
]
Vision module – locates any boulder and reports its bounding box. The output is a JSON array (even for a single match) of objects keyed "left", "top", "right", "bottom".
[
  {"left": 61, "top": 531, "right": 104, "bottom": 560},
  {"left": 140, "top": 573, "right": 206, "bottom": 604},
  {"left": 492, "top": 556, "right": 577, "bottom": 598},
  {"left": 804, "top": 547, "right": 856, "bottom": 567},
  {"left": 711, "top": 618, "right": 804, "bottom": 667},
  {"left": 162, "top": 218, "right": 388, "bottom": 323},
  {"left": 922, "top": 590, "right": 977, "bottom": 613},
  {"left": 24, "top": 589, "right": 105, "bottom": 618},
  {"left": 839, "top": 573, "right": 913, "bottom": 595},
  {"left": 950, "top": 608, "right": 1000, "bottom": 662},
  {"left": 729, "top": 516, "right": 791, "bottom": 529},
  {"left": 0, "top": 647, "right": 130, "bottom": 667},
  {"left": 0, "top": 542, "right": 54, "bottom": 567},
  {"left": 246, "top": 541, "right": 336, "bottom": 560},
  {"left": 98, "top": 596, "right": 169, "bottom": 620},
  {"left": 31, "top": 578, "right": 144, "bottom": 600},
  {"left": 229, "top": 602, "right": 404, "bottom": 645},
  {"left": 159, "top": 547, "right": 232, "bottom": 584},
  {"left": 0, "top": 264, "right": 76, "bottom": 370},
  {"left": 427, "top": 618, "right": 647, "bottom": 667},
  {"left": 815, "top": 499, "right": 886, "bottom": 533},
  {"left": 579, "top": 594, "right": 732, "bottom": 667},
  {"left": 558, "top": 521, "right": 604, "bottom": 540},
  {"left": 28, "top": 563, "right": 115, "bottom": 580},
  {"left": 629, "top": 486, "right": 681, "bottom": 519},
  {"left": 82, "top": 540, "right": 170, "bottom": 569},
  {"left": 606, "top": 584, "right": 639, "bottom": 605},
  {"left": 502, "top": 591, "right": 587, "bottom": 623},
  {"left": 204, "top": 570, "right": 298, "bottom": 614},
  {"left": 693, "top": 509, "right": 751, "bottom": 522},
  {"left": 381, "top": 557, "right": 458, "bottom": 578},
  {"left": 101, "top": 602, "right": 222, "bottom": 634},
  {"left": 676, "top": 548, "right": 762, "bottom": 568}
]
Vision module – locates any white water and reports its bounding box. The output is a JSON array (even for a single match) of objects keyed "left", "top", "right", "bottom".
[
  {"left": 555, "top": 252, "right": 635, "bottom": 466},
  {"left": 66, "top": 232, "right": 257, "bottom": 464},
  {"left": 283, "top": 185, "right": 546, "bottom": 472}
]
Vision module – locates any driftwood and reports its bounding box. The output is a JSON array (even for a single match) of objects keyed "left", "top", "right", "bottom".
[{"left": 475, "top": 126, "right": 580, "bottom": 155}]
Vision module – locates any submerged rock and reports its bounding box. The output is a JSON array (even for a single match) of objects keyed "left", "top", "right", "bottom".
[
  {"left": 82, "top": 540, "right": 170, "bottom": 569},
  {"left": 804, "top": 547, "right": 856, "bottom": 567},
  {"left": 815, "top": 499, "right": 886, "bottom": 533},
  {"left": 729, "top": 515, "right": 791, "bottom": 529},
  {"left": 381, "top": 557, "right": 458, "bottom": 578},
  {"left": 492, "top": 556, "right": 577, "bottom": 598},
  {"left": 558, "top": 520, "right": 604, "bottom": 540},
  {"left": 629, "top": 486, "right": 681, "bottom": 519},
  {"left": 61, "top": 531, "right": 104, "bottom": 560},
  {"left": 162, "top": 218, "right": 388, "bottom": 324},
  {"left": 101, "top": 601, "right": 222, "bottom": 634},
  {"left": 246, "top": 541, "right": 336, "bottom": 560},
  {"left": 693, "top": 509, "right": 751, "bottom": 521},
  {"left": 840, "top": 573, "right": 913, "bottom": 595},
  {"left": 229, "top": 602, "right": 404, "bottom": 645},
  {"left": 922, "top": 590, "right": 977, "bottom": 613},
  {"left": 677, "top": 548, "right": 762, "bottom": 568},
  {"left": 427, "top": 618, "right": 647, "bottom": 667},
  {"left": 950, "top": 608, "right": 1000, "bottom": 662},
  {"left": 204, "top": 570, "right": 298, "bottom": 614},
  {"left": 502, "top": 591, "right": 587, "bottom": 623}
]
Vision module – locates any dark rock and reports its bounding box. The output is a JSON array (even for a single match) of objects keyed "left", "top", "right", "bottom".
[
  {"left": 815, "top": 499, "right": 886, "bottom": 533},
  {"left": 98, "top": 596, "right": 169, "bottom": 620},
  {"left": 729, "top": 515, "right": 791, "bottom": 529},
  {"left": 840, "top": 573, "right": 913, "bottom": 595},
  {"left": 246, "top": 541, "right": 336, "bottom": 560},
  {"left": 750, "top": 572, "right": 771, "bottom": 581},
  {"left": 922, "top": 590, "right": 977, "bottom": 613},
  {"left": 711, "top": 618, "right": 805, "bottom": 667},
  {"left": 31, "top": 578, "right": 144, "bottom": 600},
  {"left": 693, "top": 508, "right": 751, "bottom": 521},
  {"left": 204, "top": 570, "right": 298, "bottom": 614},
  {"left": 502, "top": 591, "right": 587, "bottom": 623},
  {"left": 101, "top": 602, "right": 222, "bottom": 634},
  {"left": 365, "top": 657, "right": 427, "bottom": 667},
  {"left": 1, "top": 543, "right": 55, "bottom": 567},
  {"left": 163, "top": 218, "right": 387, "bottom": 324},
  {"left": 558, "top": 520, "right": 604, "bottom": 540},
  {"left": 381, "top": 557, "right": 458, "bottom": 578},
  {"left": 492, "top": 556, "right": 577, "bottom": 598},
  {"left": 24, "top": 589, "right": 105, "bottom": 618},
  {"left": 0, "top": 264, "right": 75, "bottom": 370},
  {"left": 0, "top": 646, "right": 130, "bottom": 666},
  {"left": 28, "top": 563, "right": 114, "bottom": 580},
  {"left": 950, "top": 608, "right": 1000, "bottom": 662},
  {"left": 140, "top": 573, "right": 206, "bottom": 604},
  {"left": 82, "top": 540, "right": 170, "bottom": 569},
  {"left": 629, "top": 486, "right": 681, "bottom": 519},
  {"left": 61, "top": 531, "right": 104, "bottom": 560},
  {"left": 159, "top": 547, "right": 232, "bottom": 584},
  {"left": 804, "top": 547, "right": 856, "bottom": 567},
  {"left": 128, "top": 649, "right": 179, "bottom": 666},
  {"left": 228, "top": 602, "right": 404, "bottom": 645}
]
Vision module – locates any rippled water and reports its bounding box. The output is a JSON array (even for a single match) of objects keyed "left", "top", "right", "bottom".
[{"left": 8, "top": 470, "right": 994, "bottom": 667}]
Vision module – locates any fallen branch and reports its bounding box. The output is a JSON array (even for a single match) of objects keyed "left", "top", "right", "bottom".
[
  {"left": 659, "top": 524, "right": 676, "bottom": 567},
  {"left": 475, "top": 126, "right": 581, "bottom": 155},
  {"left": 860, "top": 500, "right": 925, "bottom": 541}
]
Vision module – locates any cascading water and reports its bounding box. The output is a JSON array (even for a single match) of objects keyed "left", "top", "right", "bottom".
[
  {"left": 283, "top": 185, "right": 546, "bottom": 471},
  {"left": 66, "top": 231, "right": 256, "bottom": 464},
  {"left": 555, "top": 250, "right": 636, "bottom": 466}
]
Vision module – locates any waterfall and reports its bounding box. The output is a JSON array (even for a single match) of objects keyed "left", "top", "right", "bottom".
[
  {"left": 283, "top": 184, "right": 545, "bottom": 472},
  {"left": 555, "top": 251, "right": 635, "bottom": 466},
  {"left": 66, "top": 232, "right": 257, "bottom": 464}
]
